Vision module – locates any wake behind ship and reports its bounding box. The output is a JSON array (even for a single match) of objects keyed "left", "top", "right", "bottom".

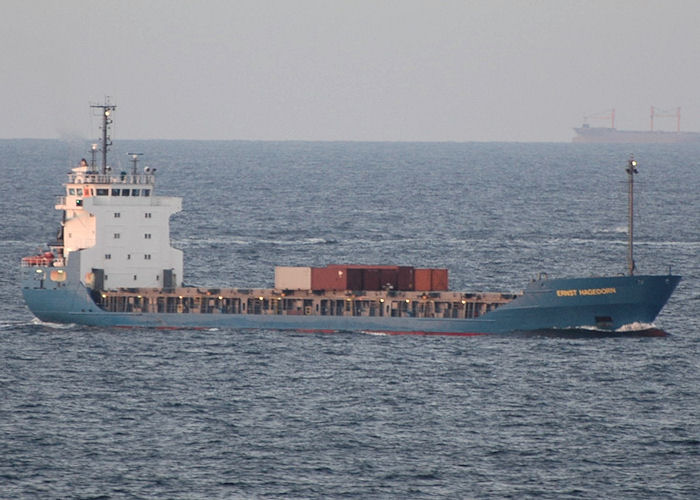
[{"left": 21, "top": 103, "right": 681, "bottom": 335}]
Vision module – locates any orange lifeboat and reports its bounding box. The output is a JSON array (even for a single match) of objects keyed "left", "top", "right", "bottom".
[{"left": 22, "top": 251, "right": 55, "bottom": 266}]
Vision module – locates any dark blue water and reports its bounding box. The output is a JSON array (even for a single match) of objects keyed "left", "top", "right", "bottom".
[{"left": 1, "top": 140, "right": 698, "bottom": 498}]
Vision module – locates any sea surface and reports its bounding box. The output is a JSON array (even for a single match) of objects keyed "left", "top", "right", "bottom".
[{"left": 0, "top": 139, "right": 698, "bottom": 498}]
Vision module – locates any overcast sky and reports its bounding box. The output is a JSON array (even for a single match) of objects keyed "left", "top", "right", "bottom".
[{"left": 2, "top": 0, "right": 699, "bottom": 142}]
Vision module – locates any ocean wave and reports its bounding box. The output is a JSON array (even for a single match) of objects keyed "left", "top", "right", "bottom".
[
  {"left": 176, "top": 236, "right": 339, "bottom": 247},
  {"left": 616, "top": 321, "right": 656, "bottom": 332},
  {"left": 30, "top": 317, "right": 76, "bottom": 329},
  {"left": 361, "top": 330, "right": 389, "bottom": 336}
]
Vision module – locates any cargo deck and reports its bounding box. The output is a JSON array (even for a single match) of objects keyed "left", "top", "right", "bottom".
[{"left": 95, "top": 286, "right": 518, "bottom": 320}]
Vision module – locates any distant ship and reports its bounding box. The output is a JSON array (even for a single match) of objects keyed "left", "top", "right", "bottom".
[
  {"left": 573, "top": 107, "right": 700, "bottom": 144},
  {"left": 21, "top": 102, "right": 681, "bottom": 335}
]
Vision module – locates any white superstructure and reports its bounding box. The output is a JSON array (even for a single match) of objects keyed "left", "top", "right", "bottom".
[
  {"left": 55, "top": 163, "right": 182, "bottom": 290},
  {"left": 50, "top": 101, "right": 183, "bottom": 290}
]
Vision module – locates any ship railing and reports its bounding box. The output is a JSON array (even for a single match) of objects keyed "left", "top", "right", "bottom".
[
  {"left": 21, "top": 258, "right": 54, "bottom": 267},
  {"left": 56, "top": 195, "right": 169, "bottom": 207},
  {"left": 68, "top": 173, "right": 155, "bottom": 185}
]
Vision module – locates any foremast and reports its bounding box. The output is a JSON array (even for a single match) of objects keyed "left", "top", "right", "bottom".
[{"left": 626, "top": 156, "right": 638, "bottom": 276}]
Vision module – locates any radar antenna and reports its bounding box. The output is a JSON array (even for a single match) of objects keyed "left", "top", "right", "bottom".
[
  {"left": 128, "top": 152, "right": 143, "bottom": 175},
  {"left": 90, "top": 98, "right": 117, "bottom": 174},
  {"left": 626, "top": 156, "right": 638, "bottom": 275}
]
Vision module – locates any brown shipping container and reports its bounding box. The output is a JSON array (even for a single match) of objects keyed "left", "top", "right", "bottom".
[
  {"left": 414, "top": 268, "right": 432, "bottom": 291},
  {"left": 362, "top": 269, "right": 381, "bottom": 290},
  {"left": 311, "top": 266, "right": 364, "bottom": 290},
  {"left": 414, "top": 268, "right": 449, "bottom": 291},
  {"left": 311, "top": 267, "right": 345, "bottom": 290},
  {"left": 314, "top": 264, "right": 418, "bottom": 291},
  {"left": 397, "top": 266, "right": 415, "bottom": 291},
  {"left": 379, "top": 269, "right": 398, "bottom": 290},
  {"left": 346, "top": 268, "right": 363, "bottom": 290},
  {"left": 431, "top": 269, "right": 449, "bottom": 291}
]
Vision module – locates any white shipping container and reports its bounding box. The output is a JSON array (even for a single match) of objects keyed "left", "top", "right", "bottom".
[{"left": 275, "top": 266, "right": 312, "bottom": 290}]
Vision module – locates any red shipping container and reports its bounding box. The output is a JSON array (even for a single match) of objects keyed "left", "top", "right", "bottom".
[
  {"left": 414, "top": 268, "right": 432, "bottom": 291},
  {"left": 346, "top": 268, "right": 363, "bottom": 290},
  {"left": 379, "top": 269, "right": 398, "bottom": 290},
  {"left": 397, "top": 266, "right": 415, "bottom": 291},
  {"left": 362, "top": 269, "right": 381, "bottom": 290},
  {"left": 312, "top": 266, "right": 364, "bottom": 290},
  {"left": 414, "top": 268, "right": 449, "bottom": 291},
  {"left": 316, "top": 264, "right": 417, "bottom": 291},
  {"left": 431, "top": 269, "right": 449, "bottom": 291},
  {"left": 311, "top": 267, "right": 344, "bottom": 290}
]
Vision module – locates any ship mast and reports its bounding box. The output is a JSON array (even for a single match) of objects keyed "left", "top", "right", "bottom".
[
  {"left": 626, "top": 156, "right": 638, "bottom": 275},
  {"left": 90, "top": 100, "right": 117, "bottom": 174}
]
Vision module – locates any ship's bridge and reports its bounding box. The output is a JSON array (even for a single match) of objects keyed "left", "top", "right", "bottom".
[{"left": 56, "top": 163, "right": 156, "bottom": 210}]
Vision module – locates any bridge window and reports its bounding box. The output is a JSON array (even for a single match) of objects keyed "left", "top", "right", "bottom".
[
  {"left": 96, "top": 188, "right": 108, "bottom": 196},
  {"left": 132, "top": 189, "right": 140, "bottom": 196},
  {"left": 121, "top": 189, "right": 130, "bottom": 196},
  {"left": 111, "top": 189, "right": 120, "bottom": 196}
]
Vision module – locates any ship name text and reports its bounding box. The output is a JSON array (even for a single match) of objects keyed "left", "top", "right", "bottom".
[{"left": 556, "top": 287, "right": 617, "bottom": 297}]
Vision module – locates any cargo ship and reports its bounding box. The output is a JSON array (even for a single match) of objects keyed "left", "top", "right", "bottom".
[
  {"left": 573, "top": 107, "right": 700, "bottom": 144},
  {"left": 573, "top": 124, "right": 700, "bottom": 144},
  {"left": 21, "top": 103, "right": 681, "bottom": 335}
]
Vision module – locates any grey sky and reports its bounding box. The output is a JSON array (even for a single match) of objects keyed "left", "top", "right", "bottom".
[{"left": 2, "top": 0, "right": 699, "bottom": 142}]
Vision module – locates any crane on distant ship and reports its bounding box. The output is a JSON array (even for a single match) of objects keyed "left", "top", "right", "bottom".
[
  {"left": 650, "top": 106, "right": 681, "bottom": 132},
  {"left": 582, "top": 109, "right": 615, "bottom": 129}
]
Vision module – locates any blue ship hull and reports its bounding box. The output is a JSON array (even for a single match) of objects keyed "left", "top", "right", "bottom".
[{"left": 22, "top": 266, "right": 680, "bottom": 335}]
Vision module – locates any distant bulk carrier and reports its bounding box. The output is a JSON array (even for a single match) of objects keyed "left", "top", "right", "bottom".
[
  {"left": 21, "top": 102, "right": 681, "bottom": 335},
  {"left": 573, "top": 107, "right": 700, "bottom": 144}
]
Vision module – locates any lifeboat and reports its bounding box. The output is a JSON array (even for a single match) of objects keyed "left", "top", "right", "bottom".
[{"left": 22, "top": 251, "right": 54, "bottom": 266}]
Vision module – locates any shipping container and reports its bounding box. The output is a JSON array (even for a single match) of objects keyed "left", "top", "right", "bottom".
[
  {"left": 311, "top": 266, "right": 364, "bottom": 291},
  {"left": 346, "top": 268, "right": 363, "bottom": 290},
  {"left": 414, "top": 268, "right": 432, "bottom": 291},
  {"left": 311, "top": 267, "right": 344, "bottom": 290},
  {"left": 379, "top": 269, "right": 398, "bottom": 290},
  {"left": 311, "top": 264, "right": 420, "bottom": 291},
  {"left": 397, "top": 266, "right": 415, "bottom": 291},
  {"left": 363, "top": 268, "right": 381, "bottom": 290},
  {"left": 431, "top": 268, "right": 448, "bottom": 291},
  {"left": 275, "top": 267, "right": 312, "bottom": 290},
  {"left": 414, "top": 268, "right": 449, "bottom": 291}
]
